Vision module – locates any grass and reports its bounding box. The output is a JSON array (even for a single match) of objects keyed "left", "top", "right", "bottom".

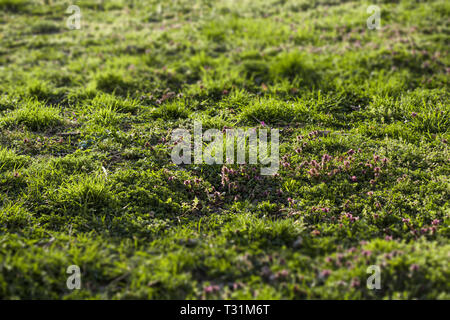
[
  {"left": 0, "top": 99, "right": 63, "bottom": 131},
  {"left": 0, "top": 0, "right": 448, "bottom": 299}
]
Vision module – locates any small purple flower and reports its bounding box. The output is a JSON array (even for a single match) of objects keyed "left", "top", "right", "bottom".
[
  {"left": 278, "top": 269, "right": 289, "bottom": 278},
  {"left": 409, "top": 264, "right": 419, "bottom": 272},
  {"left": 361, "top": 250, "right": 372, "bottom": 257},
  {"left": 350, "top": 176, "right": 358, "bottom": 182},
  {"left": 411, "top": 112, "right": 417, "bottom": 117},
  {"left": 204, "top": 285, "right": 220, "bottom": 293},
  {"left": 432, "top": 219, "right": 440, "bottom": 225},
  {"left": 320, "top": 269, "right": 332, "bottom": 277},
  {"left": 322, "top": 154, "right": 331, "bottom": 162},
  {"left": 351, "top": 278, "right": 360, "bottom": 288}
]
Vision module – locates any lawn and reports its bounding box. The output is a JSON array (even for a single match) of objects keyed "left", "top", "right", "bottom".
[{"left": 0, "top": 0, "right": 448, "bottom": 299}]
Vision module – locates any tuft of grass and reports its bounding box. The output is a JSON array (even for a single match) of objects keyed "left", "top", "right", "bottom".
[
  {"left": 90, "top": 93, "right": 140, "bottom": 114},
  {"left": 240, "top": 98, "right": 296, "bottom": 124},
  {"left": 50, "top": 174, "right": 116, "bottom": 217},
  {"left": 95, "top": 72, "right": 135, "bottom": 96},
  {"left": 0, "top": 95, "right": 18, "bottom": 111},
  {"left": 0, "top": 147, "right": 29, "bottom": 172},
  {"left": 30, "top": 21, "right": 61, "bottom": 34},
  {"left": 0, "top": 100, "right": 62, "bottom": 131},
  {"left": 153, "top": 101, "right": 189, "bottom": 120},
  {"left": 0, "top": 0, "right": 29, "bottom": 12},
  {"left": 88, "top": 105, "right": 123, "bottom": 127},
  {"left": 270, "top": 52, "right": 320, "bottom": 86}
]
